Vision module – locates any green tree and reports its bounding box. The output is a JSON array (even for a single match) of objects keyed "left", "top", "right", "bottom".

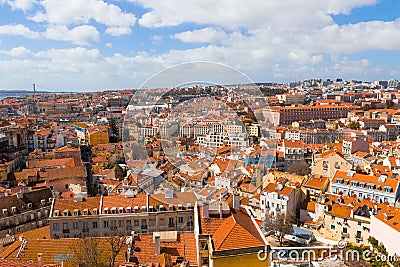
[
  {"left": 386, "top": 100, "right": 395, "bottom": 109},
  {"left": 287, "top": 161, "right": 310, "bottom": 176},
  {"left": 264, "top": 212, "right": 295, "bottom": 246},
  {"left": 109, "top": 117, "right": 120, "bottom": 143},
  {"left": 348, "top": 121, "right": 360, "bottom": 130},
  {"left": 69, "top": 238, "right": 107, "bottom": 267}
]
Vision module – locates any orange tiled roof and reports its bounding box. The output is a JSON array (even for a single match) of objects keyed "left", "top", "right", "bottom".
[
  {"left": 263, "top": 183, "right": 295, "bottom": 196},
  {"left": 303, "top": 176, "right": 329, "bottom": 190},
  {"left": 332, "top": 171, "right": 399, "bottom": 194},
  {"left": 374, "top": 209, "right": 400, "bottom": 232},
  {"left": 200, "top": 207, "right": 265, "bottom": 251}
]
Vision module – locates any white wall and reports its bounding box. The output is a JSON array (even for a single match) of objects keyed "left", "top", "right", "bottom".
[{"left": 370, "top": 215, "right": 400, "bottom": 256}]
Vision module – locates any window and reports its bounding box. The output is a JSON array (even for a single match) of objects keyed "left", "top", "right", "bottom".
[
  {"left": 103, "top": 221, "right": 109, "bottom": 228},
  {"left": 53, "top": 223, "right": 59, "bottom": 231},
  {"left": 141, "top": 219, "right": 147, "bottom": 229},
  {"left": 134, "top": 219, "right": 139, "bottom": 227},
  {"left": 83, "top": 222, "right": 88, "bottom": 230},
  {"left": 169, "top": 217, "right": 174, "bottom": 227},
  {"left": 63, "top": 223, "right": 68, "bottom": 230},
  {"left": 342, "top": 227, "right": 347, "bottom": 234},
  {"left": 111, "top": 220, "right": 116, "bottom": 229},
  {"left": 344, "top": 218, "right": 348, "bottom": 223},
  {"left": 73, "top": 222, "right": 78, "bottom": 229},
  {"left": 92, "top": 222, "right": 98, "bottom": 228},
  {"left": 118, "top": 220, "right": 124, "bottom": 227},
  {"left": 356, "top": 230, "right": 362, "bottom": 239},
  {"left": 331, "top": 215, "right": 336, "bottom": 220},
  {"left": 357, "top": 222, "right": 362, "bottom": 226},
  {"left": 331, "top": 224, "right": 335, "bottom": 230},
  {"left": 126, "top": 220, "right": 132, "bottom": 229}
]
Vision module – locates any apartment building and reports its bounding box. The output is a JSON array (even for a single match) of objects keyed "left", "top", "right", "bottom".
[
  {"left": 271, "top": 104, "right": 356, "bottom": 125},
  {"left": 195, "top": 200, "right": 268, "bottom": 267},
  {"left": 49, "top": 191, "right": 196, "bottom": 239},
  {"left": 0, "top": 188, "right": 53, "bottom": 237},
  {"left": 370, "top": 209, "right": 400, "bottom": 256},
  {"left": 330, "top": 170, "right": 400, "bottom": 206},
  {"left": 260, "top": 182, "right": 296, "bottom": 220}
]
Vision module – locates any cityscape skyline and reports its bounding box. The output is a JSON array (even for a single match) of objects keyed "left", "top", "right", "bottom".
[{"left": 0, "top": 0, "right": 400, "bottom": 91}]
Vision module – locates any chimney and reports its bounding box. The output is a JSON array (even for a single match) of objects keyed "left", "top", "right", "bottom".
[
  {"left": 37, "top": 253, "right": 43, "bottom": 266},
  {"left": 219, "top": 201, "right": 223, "bottom": 219},
  {"left": 154, "top": 233, "right": 161, "bottom": 255},
  {"left": 202, "top": 203, "right": 209, "bottom": 219},
  {"left": 233, "top": 193, "right": 240, "bottom": 211},
  {"left": 17, "top": 192, "right": 23, "bottom": 199}
]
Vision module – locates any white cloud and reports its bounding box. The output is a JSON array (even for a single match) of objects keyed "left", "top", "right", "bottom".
[
  {"left": 105, "top": 43, "right": 112, "bottom": 48},
  {"left": 0, "top": 24, "right": 39, "bottom": 38},
  {"left": 133, "top": 0, "right": 334, "bottom": 30},
  {"left": 105, "top": 26, "right": 131, "bottom": 36},
  {"left": 173, "top": 27, "right": 239, "bottom": 45},
  {"left": 44, "top": 25, "right": 99, "bottom": 45},
  {"left": 30, "top": 0, "right": 136, "bottom": 36},
  {"left": 327, "top": 0, "right": 377, "bottom": 15},
  {"left": 1, "top": 0, "right": 37, "bottom": 11},
  {"left": 296, "top": 19, "right": 400, "bottom": 54},
  {"left": 9, "top": 46, "right": 33, "bottom": 57}
]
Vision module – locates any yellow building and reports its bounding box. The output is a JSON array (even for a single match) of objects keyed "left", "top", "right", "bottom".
[
  {"left": 88, "top": 128, "right": 109, "bottom": 146},
  {"left": 195, "top": 200, "right": 270, "bottom": 267},
  {"left": 74, "top": 123, "right": 109, "bottom": 146}
]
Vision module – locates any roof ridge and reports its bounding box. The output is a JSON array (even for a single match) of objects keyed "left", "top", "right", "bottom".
[{"left": 213, "top": 216, "right": 237, "bottom": 250}]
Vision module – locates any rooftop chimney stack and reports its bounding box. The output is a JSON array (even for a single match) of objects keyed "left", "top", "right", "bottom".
[
  {"left": 202, "top": 202, "right": 209, "bottom": 218},
  {"left": 154, "top": 233, "right": 161, "bottom": 255},
  {"left": 233, "top": 193, "right": 240, "bottom": 211},
  {"left": 37, "top": 253, "right": 43, "bottom": 266}
]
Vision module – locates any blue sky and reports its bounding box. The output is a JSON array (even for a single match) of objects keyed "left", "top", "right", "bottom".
[{"left": 0, "top": 0, "right": 400, "bottom": 91}]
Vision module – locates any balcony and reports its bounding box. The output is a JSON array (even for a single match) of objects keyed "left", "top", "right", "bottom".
[
  {"left": 168, "top": 224, "right": 175, "bottom": 228},
  {"left": 141, "top": 225, "right": 147, "bottom": 229},
  {"left": 82, "top": 228, "right": 89, "bottom": 232},
  {"left": 62, "top": 229, "right": 70, "bottom": 233},
  {"left": 341, "top": 233, "right": 349, "bottom": 238}
]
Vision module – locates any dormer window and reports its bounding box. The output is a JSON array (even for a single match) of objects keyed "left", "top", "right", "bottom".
[
  {"left": 92, "top": 208, "right": 98, "bottom": 215},
  {"left": 178, "top": 204, "right": 184, "bottom": 210},
  {"left": 126, "top": 206, "right": 132, "bottom": 213},
  {"left": 73, "top": 209, "right": 79, "bottom": 216},
  {"left": 119, "top": 207, "right": 124, "bottom": 214},
  {"left": 54, "top": 210, "right": 60, "bottom": 216},
  {"left": 104, "top": 208, "right": 109, "bottom": 214},
  {"left": 41, "top": 199, "right": 46, "bottom": 205},
  {"left": 27, "top": 203, "right": 33, "bottom": 209},
  {"left": 384, "top": 186, "right": 392, "bottom": 193},
  {"left": 83, "top": 209, "right": 89, "bottom": 215},
  {"left": 63, "top": 210, "right": 69, "bottom": 216},
  {"left": 11, "top": 207, "right": 17, "bottom": 213},
  {"left": 336, "top": 178, "right": 344, "bottom": 184},
  {"left": 3, "top": 209, "right": 8, "bottom": 216},
  {"left": 134, "top": 206, "right": 139, "bottom": 213},
  {"left": 111, "top": 207, "right": 117, "bottom": 214}
]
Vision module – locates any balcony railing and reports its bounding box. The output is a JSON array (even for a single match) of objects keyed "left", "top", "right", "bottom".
[{"left": 62, "top": 229, "right": 70, "bottom": 233}]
